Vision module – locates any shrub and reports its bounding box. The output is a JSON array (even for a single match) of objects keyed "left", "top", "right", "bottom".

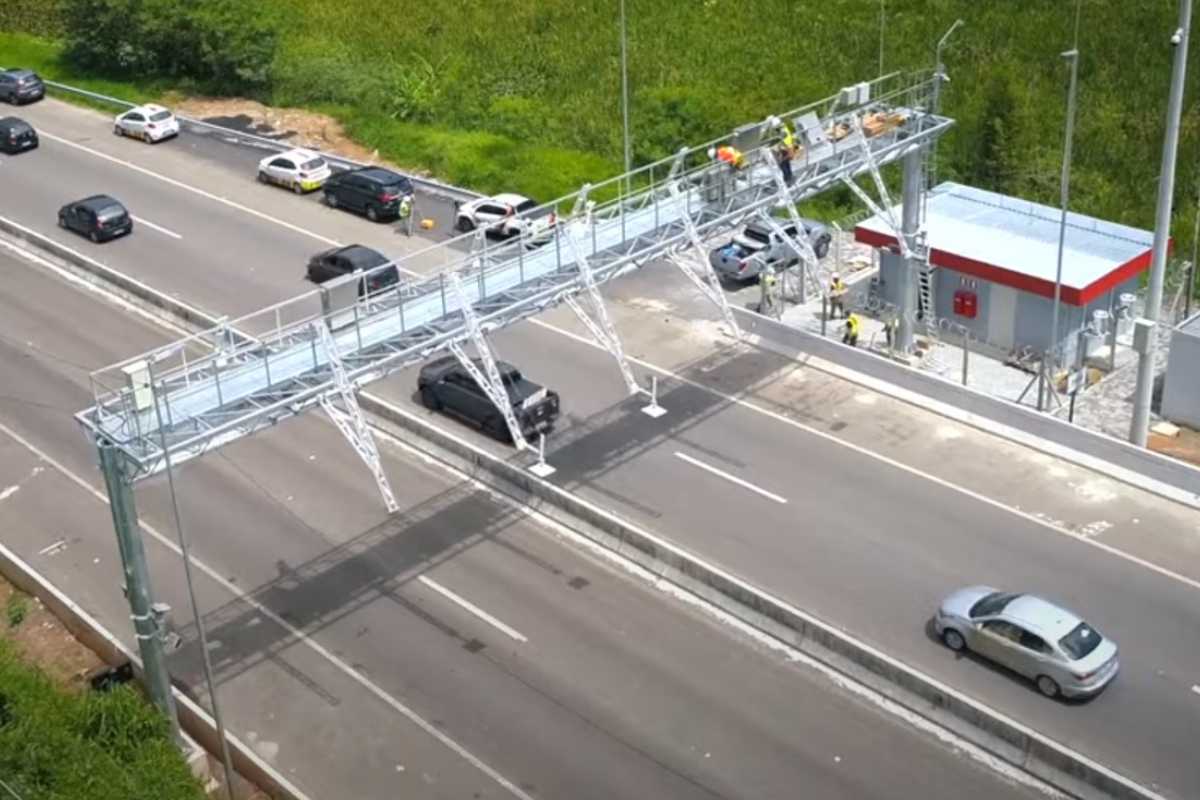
[
  {"left": 60, "top": 0, "right": 276, "bottom": 95},
  {"left": 5, "top": 594, "right": 27, "bottom": 629}
]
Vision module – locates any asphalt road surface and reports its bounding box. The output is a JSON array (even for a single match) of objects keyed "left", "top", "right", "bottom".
[
  {"left": 3, "top": 96, "right": 1198, "bottom": 797},
  {"left": 0, "top": 246, "right": 1050, "bottom": 798}
]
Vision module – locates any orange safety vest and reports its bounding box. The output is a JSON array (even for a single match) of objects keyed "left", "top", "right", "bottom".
[{"left": 716, "top": 145, "right": 744, "bottom": 168}]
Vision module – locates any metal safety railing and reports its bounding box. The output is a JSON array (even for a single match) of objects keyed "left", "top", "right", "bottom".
[
  {"left": 77, "top": 71, "right": 953, "bottom": 478},
  {"left": 39, "top": 79, "right": 483, "bottom": 204}
]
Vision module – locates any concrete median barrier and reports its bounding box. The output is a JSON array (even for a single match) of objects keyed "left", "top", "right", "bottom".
[
  {"left": 1, "top": 205, "right": 1170, "bottom": 800},
  {"left": 359, "top": 392, "right": 1168, "bottom": 800}
]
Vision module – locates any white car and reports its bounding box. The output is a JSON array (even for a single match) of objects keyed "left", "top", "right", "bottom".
[
  {"left": 257, "top": 148, "right": 332, "bottom": 194},
  {"left": 455, "top": 193, "right": 556, "bottom": 240},
  {"left": 113, "top": 103, "right": 179, "bottom": 143}
]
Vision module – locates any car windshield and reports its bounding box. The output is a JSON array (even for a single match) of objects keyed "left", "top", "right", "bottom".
[
  {"left": 968, "top": 591, "right": 1022, "bottom": 619},
  {"left": 1058, "top": 622, "right": 1102, "bottom": 660},
  {"left": 515, "top": 199, "right": 538, "bottom": 214},
  {"left": 149, "top": 110, "right": 172, "bottom": 122},
  {"left": 743, "top": 227, "right": 771, "bottom": 246},
  {"left": 301, "top": 158, "right": 325, "bottom": 171}
]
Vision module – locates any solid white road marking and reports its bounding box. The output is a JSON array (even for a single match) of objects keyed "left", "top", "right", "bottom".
[
  {"left": 131, "top": 215, "right": 182, "bottom": 239},
  {"left": 673, "top": 451, "right": 787, "bottom": 504},
  {"left": 0, "top": 485, "right": 18, "bottom": 502},
  {"left": 37, "top": 130, "right": 343, "bottom": 247},
  {"left": 531, "top": 318, "right": 1200, "bottom": 594},
  {"left": 0, "top": 420, "right": 535, "bottom": 800},
  {"left": 418, "top": 575, "right": 528, "bottom": 643},
  {"left": 0, "top": 226, "right": 193, "bottom": 337}
]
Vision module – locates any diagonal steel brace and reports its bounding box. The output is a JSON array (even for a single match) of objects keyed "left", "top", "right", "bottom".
[{"left": 314, "top": 322, "right": 398, "bottom": 513}]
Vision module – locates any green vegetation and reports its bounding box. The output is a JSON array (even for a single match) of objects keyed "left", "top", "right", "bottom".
[
  {"left": 0, "top": 639, "right": 206, "bottom": 800},
  {"left": 5, "top": 593, "right": 27, "bottom": 629},
  {"left": 2, "top": 1, "right": 1199, "bottom": 261}
]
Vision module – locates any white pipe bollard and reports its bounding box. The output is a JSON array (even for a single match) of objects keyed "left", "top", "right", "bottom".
[
  {"left": 528, "top": 432, "right": 556, "bottom": 478},
  {"left": 641, "top": 375, "right": 667, "bottom": 418}
]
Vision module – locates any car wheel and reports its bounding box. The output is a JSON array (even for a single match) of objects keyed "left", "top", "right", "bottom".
[
  {"left": 489, "top": 416, "right": 513, "bottom": 443},
  {"left": 57, "top": 214, "right": 67, "bottom": 229},
  {"left": 113, "top": 125, "right": 123, "bottom": 137},
  {"left": 814, "top": 236, "right": 831, "bottom": 260},
  {"left": 292, "top": 180, "right": 304, "bottom": 195},
  {"left": 1036, "top": 675, "right": 1061, "bottom": 699},
  {"left": 325, "top": 192, "right": 339, "bottom": 208},
  {"left": 941, "top": 628, "right": 966, "bottom": 652},
  {"left": 257, "top": 171, "right": 269, "bottom": 184},
  {"left": 456, "top": 216, "right": 475, "bottom": 233},
  {"left": 366, "top": 204, "right": 380, "bottom": 222},
  {"left": 88, "top": 230, "right": 101, "bottom": 243},
  {"left": 419, "top": 387, "right": 441, "bottom": 411}
]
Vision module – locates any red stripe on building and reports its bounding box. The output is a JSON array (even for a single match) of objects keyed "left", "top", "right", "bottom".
[{"left": 853, "top": 226, "right": 1161, "bottom": 307}]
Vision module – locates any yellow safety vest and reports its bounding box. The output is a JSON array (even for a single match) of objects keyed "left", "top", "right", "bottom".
[{"left": 846, "top": 315, "right": 859, "bottom": 335}]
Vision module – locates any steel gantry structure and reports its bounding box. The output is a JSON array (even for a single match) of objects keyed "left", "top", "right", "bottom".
[
  {"left": 79, "top": 70, "right": 951, "bottom": 486},
  {"left": 75, "top": 70, "right": 951, "bottom": 724}
]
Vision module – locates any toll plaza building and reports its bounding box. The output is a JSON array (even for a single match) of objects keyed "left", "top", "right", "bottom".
[{"left": 854, "top": 182, "right": 1156, "bottom": 367}]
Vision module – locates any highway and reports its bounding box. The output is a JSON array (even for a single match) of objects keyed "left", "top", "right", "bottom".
[
  {"left": 0, "top": 239, "right": 1045, "bottom": 793},
  {"left": 3, "top": 96, "right": 1199, "bottom": 797}
]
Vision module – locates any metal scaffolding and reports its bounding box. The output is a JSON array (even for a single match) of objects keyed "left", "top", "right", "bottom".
[{"left": 77, "top": 71, "right": 952, "bottom": 488}]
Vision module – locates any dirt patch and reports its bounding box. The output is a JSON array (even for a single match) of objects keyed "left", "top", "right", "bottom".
[
  {"left": 174, "top": 95, "right": 424, "bottom": 175},
  {"left": 1149, "top": 425, "right": 1200, "bottom": 468},
  {"left": 0, "top": 576, "right": 103, "bottom": 690}
]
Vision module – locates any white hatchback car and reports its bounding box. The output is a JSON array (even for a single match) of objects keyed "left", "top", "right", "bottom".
[
  {"left": 114, "top": 104, "right": 179, "bottom": 143},
  {"left": 455, "top": 193, "right": 555, "bottom": 241},
  {"left": 257, "top": 148, "right": 332, "bottom": 194}
]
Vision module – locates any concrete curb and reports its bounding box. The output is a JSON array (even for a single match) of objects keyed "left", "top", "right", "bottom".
[
  {"left": 359, "top": 392, "right": 1166, "bottom": 800},
  {"left": 2, "top": 204, "right": 1169, "bottom": 799},
  {"left": 0, "top": 541, "right": 311, "bottom": 800},
  {"left": 731, "top": 307, "right": 1200, "bottom": 510}
]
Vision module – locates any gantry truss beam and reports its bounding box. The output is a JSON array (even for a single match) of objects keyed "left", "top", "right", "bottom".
[{"left": 78, "top": 71, "right": 953, "bottom": 479}]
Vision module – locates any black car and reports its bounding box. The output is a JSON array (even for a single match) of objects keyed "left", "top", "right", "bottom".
[
  {"left": 57, "top": 195, "right": 133, "bottom": 243},
  {"left": 418, "top": 357, "right": 561, "bottom": 443},
  {"left": 0, "top": 69, "right": 45, "bottom": 105},
  {"left": 322, "top": 167, "right": 414, "bottom": 222},
  {"left": 0, "top": 116, "right": 37, "bottom": 153},
  {"left": 306, "top": 244, "right": 400, "bottom": 296}
]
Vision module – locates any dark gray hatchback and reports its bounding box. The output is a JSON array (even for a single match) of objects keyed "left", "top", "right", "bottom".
[
  {"left": 0, "top": 116, "right": 37, "bottom": 153},
  {"left": 0, "top": 69, "right": 45, "bottom": 105}
]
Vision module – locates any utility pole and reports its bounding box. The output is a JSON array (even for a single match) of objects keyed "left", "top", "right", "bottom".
[
  {"left": 1131, "top": 0, "right": 1192, "bottom": 446},
  {"left": 619, "top": 0, "right": 632, "bottom": 188},
  {"left": 879, "top": 0, "right": 886, "bottom": 76},
  {"left": 98, "top": 442, "right": 180, "bottom": 741},
  {"left": 1042, "top": 46, "right": 1080, "bottom": 411}
]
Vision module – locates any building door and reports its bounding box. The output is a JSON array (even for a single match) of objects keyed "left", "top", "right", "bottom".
[{"left": 988, "top": 284, "right": 1017, "bottom": 351}]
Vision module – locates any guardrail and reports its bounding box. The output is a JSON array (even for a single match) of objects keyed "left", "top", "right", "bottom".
[
  {"left": 41, "top": 79, "right": 483, "bottom": 204},
  {"left": 1, "top": 211, "right": 1171, "bottom": 800}
]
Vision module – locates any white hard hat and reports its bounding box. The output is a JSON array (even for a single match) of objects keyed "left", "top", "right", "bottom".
[
  {"left": 832, "top": 272, "right": 840, "bottom": 279},
  {"left": 707, "top": 146, "right": 717, "bottom": 159}
]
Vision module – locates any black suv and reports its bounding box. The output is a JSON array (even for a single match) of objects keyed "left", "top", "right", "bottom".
[
  {"left": 0, "top": 69, "right": 45, "bottom": 105},
  {"left": 0, "top": 116, "right": 37, "bottom": 153},
  {"left": 306, "top": 244, "right": 400, "bottom": 296},
  {"left": 322, "top": 167, "right": 414, "bottom": 222},
  {"left": 418, "top": 357, "right": 560, "bottom": 443},
  {"left": 58, "top": 195, "right": 133, "bottom": 243}
]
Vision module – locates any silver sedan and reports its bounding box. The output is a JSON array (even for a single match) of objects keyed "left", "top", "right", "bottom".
[{"left": 933, "top": 586, "right": 1118, "bottom": 699}]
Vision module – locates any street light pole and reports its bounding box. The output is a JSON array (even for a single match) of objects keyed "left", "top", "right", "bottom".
[
  {"left": 1042, "top": 47, "right": 1080, "bottom": 411},
  {"left": 879, "top": 0, "right": 886, "bottom": 76},
  {"left": 619, "top": 0, "right": 632, "bottom": 184},
  {"left": 1131, "top": 0, "right": 1192, "bottom": 446}
]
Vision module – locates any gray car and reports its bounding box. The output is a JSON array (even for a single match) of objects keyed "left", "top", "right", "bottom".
[
  {"left": 708, "top": 217, "right": 831, "bottom": 282},
  {"left": 933, "top": 586, "right": 1118, "bottom": 699}
]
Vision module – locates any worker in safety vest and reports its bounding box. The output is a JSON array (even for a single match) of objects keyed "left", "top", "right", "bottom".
[
  {"left": 398, "top": 195, "right": 414, "bottom": 236},
  {"left": 829, "top": 273, "right": 848, "bottom": 319},
  {"left": 842, "top": 312, "right": 860, "bottom": 347},
  {"left": 759, "top": 267, "right": 781, "bottom": 317},
  {"left": 709, "top": 144, "right": 746, "bottom": 170}
]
